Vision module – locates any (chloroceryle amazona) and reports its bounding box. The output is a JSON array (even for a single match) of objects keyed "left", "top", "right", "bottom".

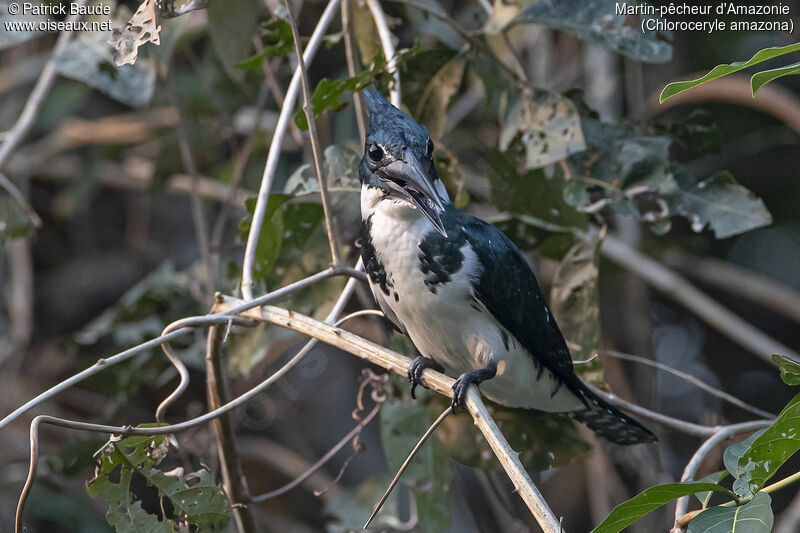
[{"left": 358, "top": 86, "right": 656, "bottom": 445}]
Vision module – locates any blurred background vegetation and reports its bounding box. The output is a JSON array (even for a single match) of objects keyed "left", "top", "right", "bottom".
[{"left": 2, "top": 0, "right": 800, "bottom": 531}]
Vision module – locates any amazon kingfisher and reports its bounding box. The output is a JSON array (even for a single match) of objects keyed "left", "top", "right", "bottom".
[{"left": 358, "top": 87, "right": 656, "bottom": 445}]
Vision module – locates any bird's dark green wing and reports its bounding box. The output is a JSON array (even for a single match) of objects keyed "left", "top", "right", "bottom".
[{"left": 459, "top": 213, "right": 579, "bottom": 388}]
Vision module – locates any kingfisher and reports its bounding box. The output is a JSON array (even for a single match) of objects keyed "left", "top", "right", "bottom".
[{"left": 358, "top": 87, "right": 656, "bottom": 445}]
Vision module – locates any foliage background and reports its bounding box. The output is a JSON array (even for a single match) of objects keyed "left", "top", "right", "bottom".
[{"left": 2, "top": 0, "right": 800, "bottom": 531}]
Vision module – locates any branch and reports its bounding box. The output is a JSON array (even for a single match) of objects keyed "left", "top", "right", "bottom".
[
  {"left": 662, "top": 250, "right": 800, "bottom": 325},
  {"left": 364, "top": 405, "right": 453, "bottom": 528},
  {"left": 601, "top": 234, "right": 800, "bottom": 365},
  {"left": 283, "top": 0, "right": 341, "bottom": 266},
  {"left": 0, "top": 267, "right": 347, "bottom": 430},
  {"left": 341, "top": 0, "right": 367, "bottom": 142},
  {"left": 364, "top": 0, "right": 401, "bottom": 107},
  {"left": 584, "top": 383, "right": 773, "bottom": 438},
  {"left": 250, "top": 364, "right": 385, "bottom": 503},
  {"left": 0, "top": 0, "right": 85, "bottom": 169},
  {"left": 240, "top": 0, "right": 342, "bottom": 300},
  {"left": 206, "top": 325, "right": 258, "bottom": 533},
  {"left": 211, "top": 300, "right": 564, "bottom": 532},
  {"left": 600, "top": 350, "right": 773, "bottom": 419},
  {"left": 15, "top": 262, "right": 364, "bottom": 531}
]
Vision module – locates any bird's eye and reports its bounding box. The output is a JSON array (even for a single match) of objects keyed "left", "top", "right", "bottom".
[
  {"left": 426, "top": 138, "right": 434, "bottom": 158},
  {"left": 368, "top": 143, "right": 383, "bottom": 162}
]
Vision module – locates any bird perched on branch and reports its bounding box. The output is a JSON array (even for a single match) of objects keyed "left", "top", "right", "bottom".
[{"left": 358, "top": 86, "right": 656, "bottom": 445}]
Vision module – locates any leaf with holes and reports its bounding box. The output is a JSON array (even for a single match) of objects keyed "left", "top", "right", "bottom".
[
  {"left": 53, "top": 8, "right": 156, "bottom": 107},
  {"left": 670, "top": 170, "right": 772, "bottom": 239},
  {"left": 108, "top": 0, "right": 161, "bottom": 66},
  {"left": 734, "top": 394, "right": 800, "bottom": 498},
  {"left": 687, "top": 492, "right": 773, "bottom": 533},
  {"left": 591, "top": 482, "right": 734, "bottom": 533},
  {"left": 87, "top": 428, "right": 230, "bottom": 532},
  {"left": 514, "top": 0, "right": 672, "bottom": 63},
  {"left": 500, "top": 90, "right": 585, "bottom": 169}
]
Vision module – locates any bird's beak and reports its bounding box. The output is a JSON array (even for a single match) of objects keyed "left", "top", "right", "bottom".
[{"left": 377, "top": 153, "right": 447, "bottom": 237}]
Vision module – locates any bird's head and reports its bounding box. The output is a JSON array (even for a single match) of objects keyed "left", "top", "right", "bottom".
[{"left": 359, "top": 86, "right": 448, "bottom": 236}]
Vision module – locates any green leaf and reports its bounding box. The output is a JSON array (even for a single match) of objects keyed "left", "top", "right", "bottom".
[
  {"left": 550, "top": 237, "right": 603, "bottom": 370},
  {"left": 294, "top": 76, "right": 367, "bottom": 130},
  {"left": 235, "top": 20, "right": 295, "bottom": 70},
  {"left": 752, "top": 61, "right": 800, "bottom": 96},
  {"left": 734, "top": 394, "right": 800, "bottom": 498},
  {"left": 724, "top": 429, "right": 767, "bottom": 478},
  {"left": 87, "top": 429, "right": 231, "bottom": 532},
  {"left": 772, "top": 354, "right": 800, "bottom": 386},
  {"left": 660, "top": 42, "right": 800, "bottom": 103},
  {"left": 514, "top": 0, "right": 672, "bottom": 63},
  {"left": 694, "top": 471, "right": 729, "bottom": 509},
  {"left": 591, "top": 482, "right": 734, "bottom": 533},
  {"left": 0, "top": 195, "right": 35, "bottom": 242},
  {"left": 53, "top": 10, "right": 156, "bottom": 107},
  {"left": 238, "top": 195, "right": 290, "bottom": 282},
  {"left": 670, "top": 170, "right": 772, "bottom": 239},
  {"left": 208, "top": 0, "right": 263, "bottom": 81},
  {"left": 380, "top": 397, "right": 452, "bottom": 532},
  {"left": 687, "top": 492, "right": 773, "bottom": 533},
  {"left": 499, "top": 90, "right": 586, "bottom": 169}
]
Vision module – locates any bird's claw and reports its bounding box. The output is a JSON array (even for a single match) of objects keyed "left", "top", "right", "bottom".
[
  {"left": 407, "top": 356, "right": 442, "bottom": 400},
  {"left": 450, "top": 373, "right": 473, "bottom": 411}
]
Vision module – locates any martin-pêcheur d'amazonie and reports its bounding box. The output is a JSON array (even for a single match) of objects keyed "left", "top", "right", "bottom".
[{"left": 358, "top": 87, "right": 656, "bottom": 445}]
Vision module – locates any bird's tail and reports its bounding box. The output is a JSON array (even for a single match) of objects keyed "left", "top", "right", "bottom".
[{"left": 571, "top": 384, "right": 657, "bottom": 445}]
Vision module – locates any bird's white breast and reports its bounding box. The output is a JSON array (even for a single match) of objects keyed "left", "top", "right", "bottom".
[{"left": 362, "top": 186, "right": 583, "bottom": 412}]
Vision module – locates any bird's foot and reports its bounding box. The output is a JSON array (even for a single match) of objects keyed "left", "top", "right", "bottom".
[
  {"left": 408, "top": 356, "right": 443, "bottom": 399},
  {"left": 450, "top": 359, "right": 498, "bottom": 410}
]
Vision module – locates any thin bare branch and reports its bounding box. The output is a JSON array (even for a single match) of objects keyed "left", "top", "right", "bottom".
[
  {"left": 601, "top": 234, "right": 800, "bottom": 365},
  {"left": 241, "top": 0, "right": 342, "bottom": 300},
  {"left": 0, "top": 267, "right": 349, "bottom": 429},
  {"left": 364, "top": 405, "right": 453, "bottom": 528},
  {"left": 364, "top": 0, "right": 401, "bottom": 107},
  {"left": 0, "top": 0, "right": 86, "bottom": 169},
  {"left": 0, "top": 171, "right": 41, "bottom": 229},
  {"left": 341, "top": 0, "right": 367, "bottom": 143},
  {"left": 283, "top": 0, "right": 341, "bottom": 266},
  {"left": 251, "top": 402, "right": 382, "bottom": 502},
  {"left": 206, "top": 325, "right": 258, "bottom": 533},
  {"left": 15, "top": 263, "right": 364, "bottom": 531},
  {"left": 156, "top": 315, "right": 256, "bottom": 423},
  {"left": 663, "top": 250, "right": 800, "bottom": 325},
  {"left": 601, "top": 350, "right": 774, "bottom": 419},
  {"left": 252, "top": 38, "right": 306, "bottom": 147},
  {"left": 584, "top": 383, "right": 773, "bottom": 438}
]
